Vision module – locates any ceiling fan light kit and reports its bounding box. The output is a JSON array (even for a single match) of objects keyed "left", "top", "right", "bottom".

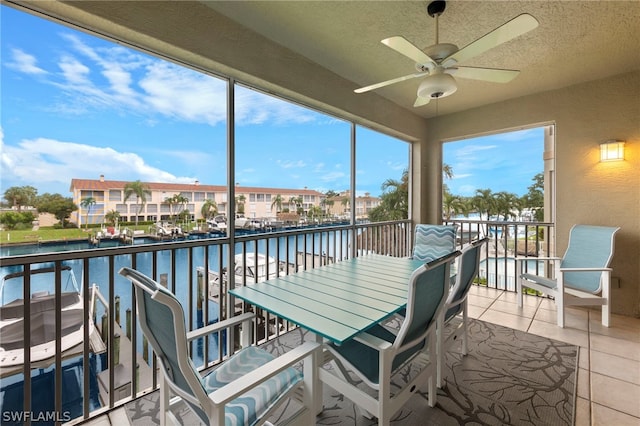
[
  {"left": 354, "top": 0, "right": 539, "bottom": 107},
  {"left": 417, "top": 72, "right": 457, "bottom": 99}
]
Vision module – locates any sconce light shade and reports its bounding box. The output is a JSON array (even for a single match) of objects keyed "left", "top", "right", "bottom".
[{"left": 600, "top": 140, "right": 625, "bottom": 162}]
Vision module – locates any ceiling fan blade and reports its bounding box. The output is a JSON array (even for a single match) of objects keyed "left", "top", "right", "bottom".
[
  {"left": 413, "top": 96, "right": 431, "bottom": 107},
  {"left": 381, "top": 36, "right": 435, "bottom": 65},
  {"left": 354, "top": 72, "right": 425, "bottom": 93},
  {"left": 448, "top": 66, "right": 520, "bottom": 83},
  {"left": 443, "top": 14, "right": 539, "bottom": 66}
]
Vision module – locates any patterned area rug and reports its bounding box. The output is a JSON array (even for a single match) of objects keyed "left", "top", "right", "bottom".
[{"left": 124, "top": 319, "right": 577, "bottom": 425}]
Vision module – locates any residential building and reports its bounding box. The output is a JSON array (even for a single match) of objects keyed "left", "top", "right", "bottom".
[{"left": 70, "top": 176, "right": 326, "bottom": 226}]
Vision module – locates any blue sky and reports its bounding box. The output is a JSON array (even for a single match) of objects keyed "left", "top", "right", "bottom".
[{"left": 1, "top": 5, "right": 541, "bottom": 199}]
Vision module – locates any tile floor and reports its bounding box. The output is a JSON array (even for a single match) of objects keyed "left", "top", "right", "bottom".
[{"left": 81, "top": 288, "right": 640, "bottom": 425}]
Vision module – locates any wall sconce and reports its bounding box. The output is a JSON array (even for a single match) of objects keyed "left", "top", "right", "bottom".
[{"left": 600, "top": 140, "right": 625, "bottom": 162}]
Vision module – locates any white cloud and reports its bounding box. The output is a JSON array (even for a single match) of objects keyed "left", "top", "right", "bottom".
[
  {"left": 6, "top": 49, "right": 47, "bottom": 75},
  {"left": 0, "top": 137, "right": 196, "bottom": 193},
  {"left": 9, "top": 32, "right": 321, "bottom": 127},
  {"left": 277, "top": 160, "right": 307, "bottom": 169}
]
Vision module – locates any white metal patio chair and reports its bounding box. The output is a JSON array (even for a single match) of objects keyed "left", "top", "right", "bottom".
[
  {"left": 412, "top": 224, "right": 457, "bottom": 262},
  {"left": 119, "top": 267, "right": 320, "bottom": 426},
  {"left": 437, "top": 237, "right": 487, "bottom": 388},
  {"left": 320, "top": 251, "right": 460, "bottom": 426},
  {"left": 516, "top": 224, "right": 620, "bottom": 327}
]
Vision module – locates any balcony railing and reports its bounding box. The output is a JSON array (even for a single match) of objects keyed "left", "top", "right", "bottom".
[
  {"left": 0, "top": 220, "right": 411, "bottom": 424},
  {"left": 0, "top": 218, "right": 553, "bottom": 424},
  {"left": 445, "top": 218, "right": 555, "bottom": 291}
]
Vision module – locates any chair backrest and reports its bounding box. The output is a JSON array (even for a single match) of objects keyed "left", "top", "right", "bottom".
[
  {"left": 445, "top": 238, "right": 487, "bottom": 321},
  {"left": 394, "top": 251, "right": 460, "bottom": 365},
  {"left": 561, "top": 225, "right": 620, "bottom": 293},
  {"left": 412, "top": 224, "right": 457, "bottom": 262},
  {"left": 119, "top": 267, "right": 211, "bottom": 423}
]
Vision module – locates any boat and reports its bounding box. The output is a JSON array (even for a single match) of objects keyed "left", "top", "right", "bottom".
[
  {"left": 0, "top": 266, "right": 96, "bottom": 374},
  {"left": 206, "top": 215, "right": 228, "bottom": 232},
  {"left": 197, "top": 253, "right": 279, "bottom": 302},
  {"left": 152, "top": 221, "right": 184, "bottom": 237}
]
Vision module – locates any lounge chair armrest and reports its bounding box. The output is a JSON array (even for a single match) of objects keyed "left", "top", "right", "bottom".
[
  {"left": 559, "top": 267, "right": 613, "bottom": 272},
  {"left": 515, "top": 256, "right": 561, "bottom": 262},
  {"left": 210, "top": 341, "right": 320, "bottom": 405},
  {"left": 186, "top": 312, "right": 255, "bottom": 342}
]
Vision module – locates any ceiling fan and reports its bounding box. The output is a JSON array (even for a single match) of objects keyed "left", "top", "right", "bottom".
[{"left": 354, "top": 0, "right": 539, "bottom": 107}]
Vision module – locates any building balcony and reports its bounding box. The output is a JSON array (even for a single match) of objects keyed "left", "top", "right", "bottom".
[{"left": 1, "top": 221, "right": 638, "bottom": 425}]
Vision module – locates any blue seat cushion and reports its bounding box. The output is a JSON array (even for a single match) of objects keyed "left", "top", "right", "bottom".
[
  {"left": 329, "top": 324, "right": 424, "bottom": 385},
  {"left": 201, "top": 346, "right": 302, "bottom": 426}
]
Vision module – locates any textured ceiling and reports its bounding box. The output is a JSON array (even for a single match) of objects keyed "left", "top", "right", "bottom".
[{"left": 202, "top": 1, "right": 640, "bottom": 118}]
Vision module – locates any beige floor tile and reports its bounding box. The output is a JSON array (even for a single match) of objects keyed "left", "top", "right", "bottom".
[
  {"left": 591, "top": 372, "right": 640, "bottom": 418},
  {"left": 489, "top": 299, "right": 538, "bottom": 318},
  {"left": 574, "top": 397, "right": 590, "bottom": 426},
  {"left": 590, "top": 333, "right": 640, "bottom": 361},
  {"left": 467, "top": 285, "right": 503, "bottom": 298},
  {"left": 107, "top": 408, "right": 129, "bottom": 425},
  {"left": 534, "top": 307, "right": 589, "bottom": 331},
  {"left": 497, "top": 291, "right": 541, "bottom": 307},
  {"left": 466, "top": 304, "right": 486, "bottom": 319},
  {"left": 577, "top": 367, "right": 590, "bottom": 399},
  {"left": 528, "top": 319, "right": 589, "bottom": 347},
  {"left": 592, "top": 402, "right": 640, "bottom": 426},
  {"left": 477, "top": 309, "right": 531, "bottom": 332},
  {"left": 590, "top": 350, "right": 640, "bottom": 385},
  {"left": 467, "top": 294, "right": 497, "bottom": 309},
  {"left": 589, "top": 314, "right": 640, "bottom": 343},
  {"left": 579, "top": 347, "right": 589, "bottom": 370}
]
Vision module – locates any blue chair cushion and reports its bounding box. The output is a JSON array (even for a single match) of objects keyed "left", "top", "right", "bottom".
[{"left": 201, "top": 346, "right": 302, "bottom": 426}]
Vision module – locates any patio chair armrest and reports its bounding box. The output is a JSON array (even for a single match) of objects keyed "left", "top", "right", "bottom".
[
  {"left": 353, "top": 331, "right": 394, "bottom": 351},
  {"left": 559, "top": 267, "right": 613, "bottom": 272},
  {"left": 186, "top": 312, "right": 255, "bottom": 342},
  {"left": 209, "top": 341, "right": 320, "bottom": 405}
]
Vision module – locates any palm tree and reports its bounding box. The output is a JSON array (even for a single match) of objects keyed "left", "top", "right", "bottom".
[
  {"left": 80, "top": 196, "right": 97, "bottom": 229},
  {"left": 174, "top": 194, "right": 189, "bottom": 217},
  {"left": 442, "top": 193, "right": 464, "bottom": 220},
  {"left": 164, "top": 195, "right": 178, "bottom": 221},
  {"left": 104, "top": 210, "right": 121, "bottom": 227},
  {"left": 288, "top": 196, "right": 297, "bottom": 212},
  {"left": 271, "top": 194, "right": 283, "bottom": 214},
  {"left": 236, "top": 194, "right": 246, "bottom": 215},
  {"left": 123, "top": 180, "right": 151, "bottom": 227},
  {"left": 294, "top": 196, "right": 304, "bottom": 214},
  {"left": 201, "top": 198, "right": 218, "bottom": 221}
]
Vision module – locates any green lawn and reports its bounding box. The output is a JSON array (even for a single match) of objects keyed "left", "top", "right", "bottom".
[{"left": 0, "top": 225, "right": 148, "bottom": 245}]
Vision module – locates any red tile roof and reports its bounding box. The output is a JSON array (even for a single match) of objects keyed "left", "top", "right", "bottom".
[{"left": 69, "top": 179, "right": 324, "bottom": 196}]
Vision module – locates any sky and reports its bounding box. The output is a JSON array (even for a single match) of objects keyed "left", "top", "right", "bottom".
[{"left": 1, "top": 5, "right": 541, "bottom": 200}]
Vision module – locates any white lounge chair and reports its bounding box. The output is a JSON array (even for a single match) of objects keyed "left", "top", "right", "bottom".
[{"left": 516, "top": 225, "right": 620, "bottom": 327}]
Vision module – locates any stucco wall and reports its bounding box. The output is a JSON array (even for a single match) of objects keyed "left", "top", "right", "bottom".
[{"left": 419, "top": 71, "right": 640, "bottom": 317}]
